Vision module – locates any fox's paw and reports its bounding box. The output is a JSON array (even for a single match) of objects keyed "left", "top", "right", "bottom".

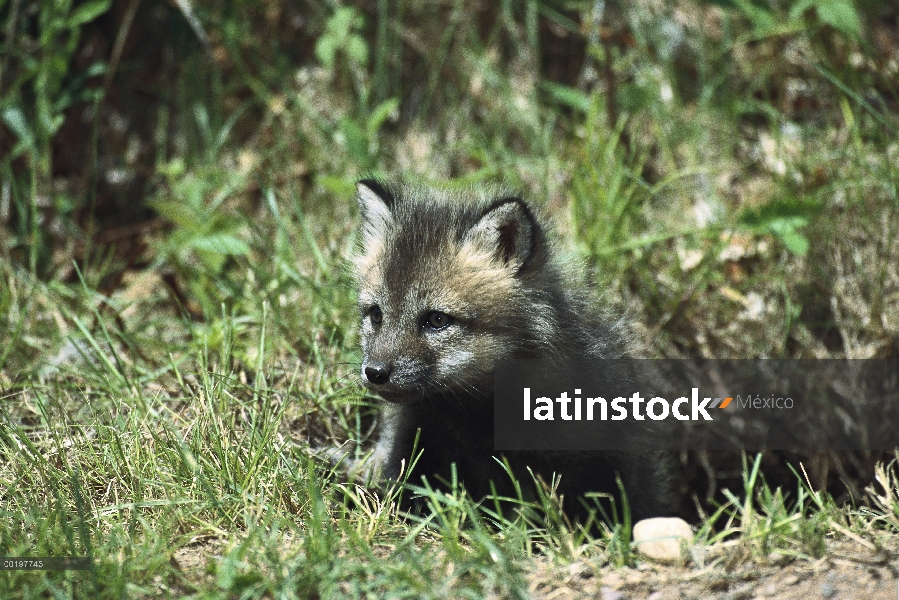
[{"left": 312, "top": 443, "right": 383, "bottom": 485}]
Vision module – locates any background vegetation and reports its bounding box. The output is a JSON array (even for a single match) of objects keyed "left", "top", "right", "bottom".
[{"left": 1, "top": 0, "right": 898, "bottom": 597}]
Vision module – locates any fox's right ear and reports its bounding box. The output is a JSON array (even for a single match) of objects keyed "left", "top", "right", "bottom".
[
  {"left": 357, "top": 180, "right": 395, "bottom": 240},
  {"left": 464, "top": 197, "right": 536, "bottom": 273}
]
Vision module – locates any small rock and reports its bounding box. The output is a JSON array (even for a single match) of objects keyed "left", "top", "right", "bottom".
[
  {"left": 782, "top": 575, "right": 800, "bottom": 586},
  {"left": 600, "top": 586, "right": 626, "bottom": 600},
  {"left": 821, "top": 583, "right": 836, "bottom": 598},
  {"left": 632, "top": 517, "right": 693, "bottom": 563}
]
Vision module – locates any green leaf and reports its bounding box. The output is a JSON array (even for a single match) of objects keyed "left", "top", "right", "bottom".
[
  {"left": 366, "top": 98, "right": 399, "bottom": 136},
  {"left": 767, "top": 217, "right": 810, "bottom": 255},
  {"left": 318, "top": 175, "right": 356, "bottom": 197},
  {"left": 67, "top": 0, "right": 112, "bottom": 28},
  {"left": 84, "top": 62, "right": 107, "bottom": 78},
  {"left": 151, "top": 199, "right": 202, "bottom": 230},
  {"left": 788, "top": 0, "right": 817, "bottom": 22},
  {"left": 817, "top": 0, "right": 861, "bottom": 37},
  {"left": 775, "top": 227, "right": 809, "bottom": 255},
  {"left": 737, "top": 198, "right": 817, "bottom": 256},
  {"left": 315, "top": 38, "right": 337, "bottom": 70},
  {"left": 346, "top": 36, "right": 369, "bottom": 66},
  {"left": 540, "top": 82, "right": 591, "bottom": 113},
  {"left": 732, "top": 0, "right": 776, "bottom": 35},
  {"left": 316, "top": 7, "right": 367, "bottom": 69},
  {"left": 190, "top": 233, "right": 250, "bottom": 257},
  {"left": 330, "top": 7, "right": 360, "bottom": 35},
  {"left": 339, "top": 117, "right": 370, "bottom": 166},
  {"left": 195, "top": 248, "right": 226, "bottom": 272},
  {"left": 1, "top": 107, "right": 35, "bottom": 149}
]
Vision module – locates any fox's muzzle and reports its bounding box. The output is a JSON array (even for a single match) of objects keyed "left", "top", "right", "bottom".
[{"left": 363, "top": 361, "right": 392, "bottom": 385}]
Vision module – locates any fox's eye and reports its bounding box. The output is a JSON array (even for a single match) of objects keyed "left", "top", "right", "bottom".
[
  {"left": 425, "top": 311, "right": 453, "bottom": 330},
  {"left": 369, "top": 306, "right": 383, "bottom": 324}
]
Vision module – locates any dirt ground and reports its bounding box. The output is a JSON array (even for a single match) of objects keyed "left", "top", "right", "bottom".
[
  {"left": 527, "top": 537, "right": 899, "bottom": 600},
  {"left": 168, "top": 533, "right": 899, "bottom": 598}
]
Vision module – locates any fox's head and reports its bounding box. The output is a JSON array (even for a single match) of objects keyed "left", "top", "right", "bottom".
[{"left": 353, "top": 180, "right": 555, "bottom": 404}]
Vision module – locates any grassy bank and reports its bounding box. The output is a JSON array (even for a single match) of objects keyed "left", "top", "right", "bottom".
[{"left": 2, "top": 0, "right": 898, "bottom": 597}]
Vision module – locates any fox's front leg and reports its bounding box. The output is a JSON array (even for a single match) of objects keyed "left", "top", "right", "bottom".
[{"left": 315, "top": 405, "right": 410, "bottom": 485}]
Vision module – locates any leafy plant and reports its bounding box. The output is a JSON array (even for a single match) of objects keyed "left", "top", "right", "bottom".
[
  {"left": 150, "top": 160, "right": 251, "bottom": 317},
  {"left": 704, "top": 0, "right": 861, "bottom": 39},
  {"left": 1, "top": 0, "right": 112, "bottom": 274},
  {"left": 736, "top": 197, "right": 821, "bottom": 256},
  {"left": 315, "top": 7, "right": 369, "bottom": 72},
  {"left": 789, "top": 0, "right": 861, "bottom": 38}
]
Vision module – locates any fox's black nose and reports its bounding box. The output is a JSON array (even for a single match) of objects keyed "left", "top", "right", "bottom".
[{"left": 364, "top": 363, "right": 391, "bottom": 385}]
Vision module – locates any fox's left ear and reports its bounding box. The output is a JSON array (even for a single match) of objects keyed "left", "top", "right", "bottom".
[
  {"left": 357, "top": 179, "right": 395, "bottom": 242},
  {"left": 465, "top": 198, "right": 536, "bottom": 272}
]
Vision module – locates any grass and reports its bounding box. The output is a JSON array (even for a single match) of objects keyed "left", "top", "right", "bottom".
[{"left": 2, "top": 0, "right": 899, "bottom": 597}]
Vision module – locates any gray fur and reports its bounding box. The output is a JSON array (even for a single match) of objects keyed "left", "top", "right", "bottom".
[{"left": 352, "top": 179, "right": 675, "bottom": 521}]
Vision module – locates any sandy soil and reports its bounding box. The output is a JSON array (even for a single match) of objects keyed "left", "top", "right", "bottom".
[{"left": 527, "top": 538, "right": 899, "bottom": 600}]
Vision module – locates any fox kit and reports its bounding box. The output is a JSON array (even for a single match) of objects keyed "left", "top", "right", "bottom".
[{"left": 352, "top": 179, "right": 673, "bottom": 521}]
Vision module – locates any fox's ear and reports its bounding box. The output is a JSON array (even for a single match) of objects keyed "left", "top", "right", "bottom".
[
  {"left": 465, "top": 197, "right": 536, "bottom": 272},
  {"left": 357, "top": 180, "right": 394, "bottom": 240}
]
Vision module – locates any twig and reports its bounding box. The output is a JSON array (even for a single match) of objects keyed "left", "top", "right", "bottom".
[
  {"left": 172, "top": 0, "right": 210, "bottom": 51},
  {"left": 103, "top": 0, "right": 142, "bottom": 95}
]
